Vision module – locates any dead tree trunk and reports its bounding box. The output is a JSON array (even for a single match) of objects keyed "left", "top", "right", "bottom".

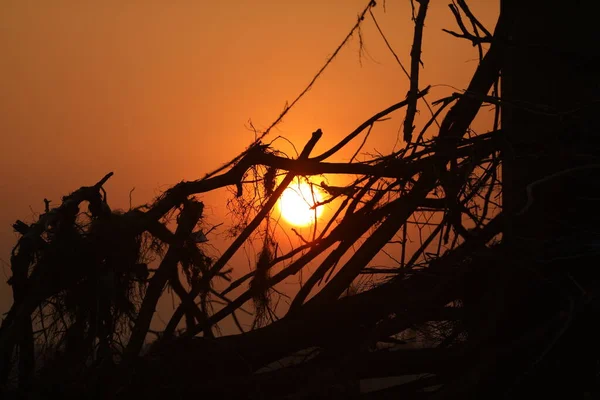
[{"left": 496, "top": 0, "right": 600, "bottom": 397}]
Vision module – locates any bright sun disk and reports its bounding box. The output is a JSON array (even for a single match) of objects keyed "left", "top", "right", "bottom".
[{"left": 278, "top": 181, "right": 324, "bottom": 227}]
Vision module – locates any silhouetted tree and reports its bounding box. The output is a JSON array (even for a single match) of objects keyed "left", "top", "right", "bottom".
[{"left": 1, "top": 1, "right": 599, "bottom": 399}]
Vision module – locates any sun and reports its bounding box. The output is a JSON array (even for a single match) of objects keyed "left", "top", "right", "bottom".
[{"left": 278, "top": 180, "right": 324, "bottom": 227}]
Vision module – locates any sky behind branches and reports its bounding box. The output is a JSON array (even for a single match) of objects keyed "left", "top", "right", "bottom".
[{"left": 0, "top": 0, "right": 499, "bottom": 316}]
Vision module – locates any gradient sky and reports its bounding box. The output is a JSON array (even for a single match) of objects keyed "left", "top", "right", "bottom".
[{"left": 0, "top": 0, "right": 499, "bottom": 316}]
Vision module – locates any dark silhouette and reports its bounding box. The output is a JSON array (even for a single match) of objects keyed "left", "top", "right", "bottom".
[{"left": 1, "top": 0, "right": 599, "bottom": 398}]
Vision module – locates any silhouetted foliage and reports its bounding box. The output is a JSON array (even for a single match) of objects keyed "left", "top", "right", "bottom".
[{"left": 2, "top": 0, "right": 599, "bottom": 399}]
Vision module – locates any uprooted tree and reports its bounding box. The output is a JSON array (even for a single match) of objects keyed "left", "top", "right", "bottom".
[{"left": 2, "top": 1, "right": 599, "bottom": 398}]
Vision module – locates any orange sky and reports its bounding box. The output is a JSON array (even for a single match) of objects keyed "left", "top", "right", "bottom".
[{"left": 0, "top": 0, "right": 499, "bottom": 316}]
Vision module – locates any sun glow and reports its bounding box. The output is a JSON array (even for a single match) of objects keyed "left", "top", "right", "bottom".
[{"left": 278, "top": 180, "right": 324, "bottom": 227}]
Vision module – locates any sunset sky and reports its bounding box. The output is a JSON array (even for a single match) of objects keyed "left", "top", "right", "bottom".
[{"left": 0, "top": 0, "right": 499, "bottom": 316}]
